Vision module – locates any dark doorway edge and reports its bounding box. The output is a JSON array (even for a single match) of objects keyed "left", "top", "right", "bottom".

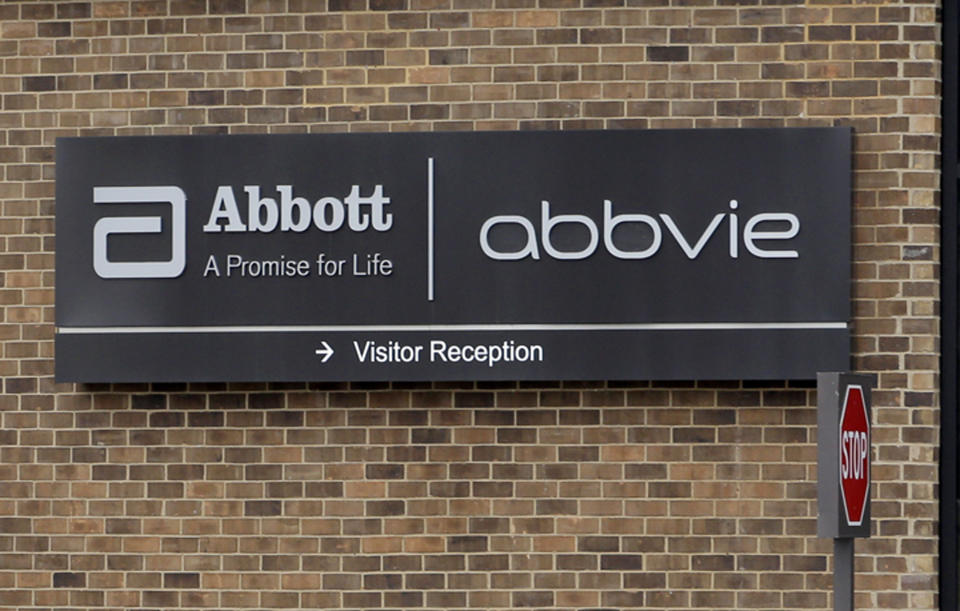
[{"left": 940, "top": 2, "right": 958, "bottom": 609}]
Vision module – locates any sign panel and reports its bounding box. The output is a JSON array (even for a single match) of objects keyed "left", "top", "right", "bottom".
[
  {"left": 56, "top": 128, "right": 851, "bottom": 382},
  {"left": 818, "top": 372, "right": 874, "bottom": 538}
]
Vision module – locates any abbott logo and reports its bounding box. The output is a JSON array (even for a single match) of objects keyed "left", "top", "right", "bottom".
[{"left": 93, "top": 186, "right": 186, "bottom": 279}]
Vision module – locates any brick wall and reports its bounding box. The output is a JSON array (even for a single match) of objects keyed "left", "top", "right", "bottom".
[{"left": 0, "top": 1, "right": 940, "bottom": 609}]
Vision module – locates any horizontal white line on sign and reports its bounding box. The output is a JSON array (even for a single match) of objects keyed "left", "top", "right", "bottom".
[{"left": 57, "top": 322, "right": 849, "bottom": 334}]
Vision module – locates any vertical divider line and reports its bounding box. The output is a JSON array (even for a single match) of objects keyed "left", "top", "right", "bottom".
[{"left": 427, "top": 157, "right": 435, "bottom": 301}]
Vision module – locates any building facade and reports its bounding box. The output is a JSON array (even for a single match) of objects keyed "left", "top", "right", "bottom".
[{"left": 0, "top": 1, "right": 944, "bottom": 609}]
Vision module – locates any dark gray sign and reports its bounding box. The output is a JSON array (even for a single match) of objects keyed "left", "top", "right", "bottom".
[{"left": 56, "top": 128, "right": 851, "bottom": 382}]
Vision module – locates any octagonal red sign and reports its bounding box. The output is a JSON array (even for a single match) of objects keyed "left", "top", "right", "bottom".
[{"left": 839, "top": 385, "right": 870, "bottom": 526}]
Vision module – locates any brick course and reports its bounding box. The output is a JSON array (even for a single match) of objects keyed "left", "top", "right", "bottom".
[{"left": 0, "top": 1, "right": 941, "bottom": 609}]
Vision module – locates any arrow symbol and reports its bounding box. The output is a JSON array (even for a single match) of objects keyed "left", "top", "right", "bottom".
[{"left": 314, "top": 341, "right": 334, "bottom": 363}]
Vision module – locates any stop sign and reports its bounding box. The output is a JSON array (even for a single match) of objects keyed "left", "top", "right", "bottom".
[{"left": 838, "top": 385, "right": 870, "bottom": 526}]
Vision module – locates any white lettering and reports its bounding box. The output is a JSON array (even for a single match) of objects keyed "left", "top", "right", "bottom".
[
  {"left": 202, "top": 185, "right": 393, "bottom": 234},
  {"left": 480, "top": 215, "right": 540, "bottom": 260},
  {"left": 841, "top": 431, "right": 849, "bottom": 478},
  {"left": 860, "top": 431, "right": 868, "bottom": 477},
  {"left": 203, "top": 255, "right": 220, "bottom": 277},
  {"left": 222, "top": 254, "right": 310, "bottom": 277},
  {"left": 841, "top": 430, "right": 868, "bottom": 480},
  {"left": 204, "top": 186, "right": 246, "bottom": 232},
  {"left": 430, "top": 340, "right": 543, "bottom": 367},
  {"left": 344, "top": 184, "right": 392, "bottom": 231},
  {"left": 603, "top": 200, "right": 661, "bottom": 260},
  {"left": 541, "top": 200, "right": 598, "bottom": 260},
  {"left": 659, "top": 213, "right": 725, "bottom": 259},
  {"left": 353, "top": 340, "right": 422, "bottom": 363},
  {"left": 245, "top": 186, "right": 279, "bottom": 233},
  {"left": 278, "top": 185, "right": 311, "bottom": 232},
  {"left": 743, "top": 213, "right": 800, "bottom": 258},
  {"left": 479, "top": 200, "right": 801, "bottom": 262},
  {"left": 313, "top": 197, "right": 344, "bottom": 232},
  {"left": 728, "top": 200, "right": 739, "bottom": 258}
]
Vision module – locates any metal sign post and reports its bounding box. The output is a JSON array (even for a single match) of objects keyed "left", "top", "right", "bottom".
[
  {"left": 834, "top": 537, "right": 854, "bottom": 611},
  {"left": 817, "top": 372, "right": 875, "bottom": 611}
]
